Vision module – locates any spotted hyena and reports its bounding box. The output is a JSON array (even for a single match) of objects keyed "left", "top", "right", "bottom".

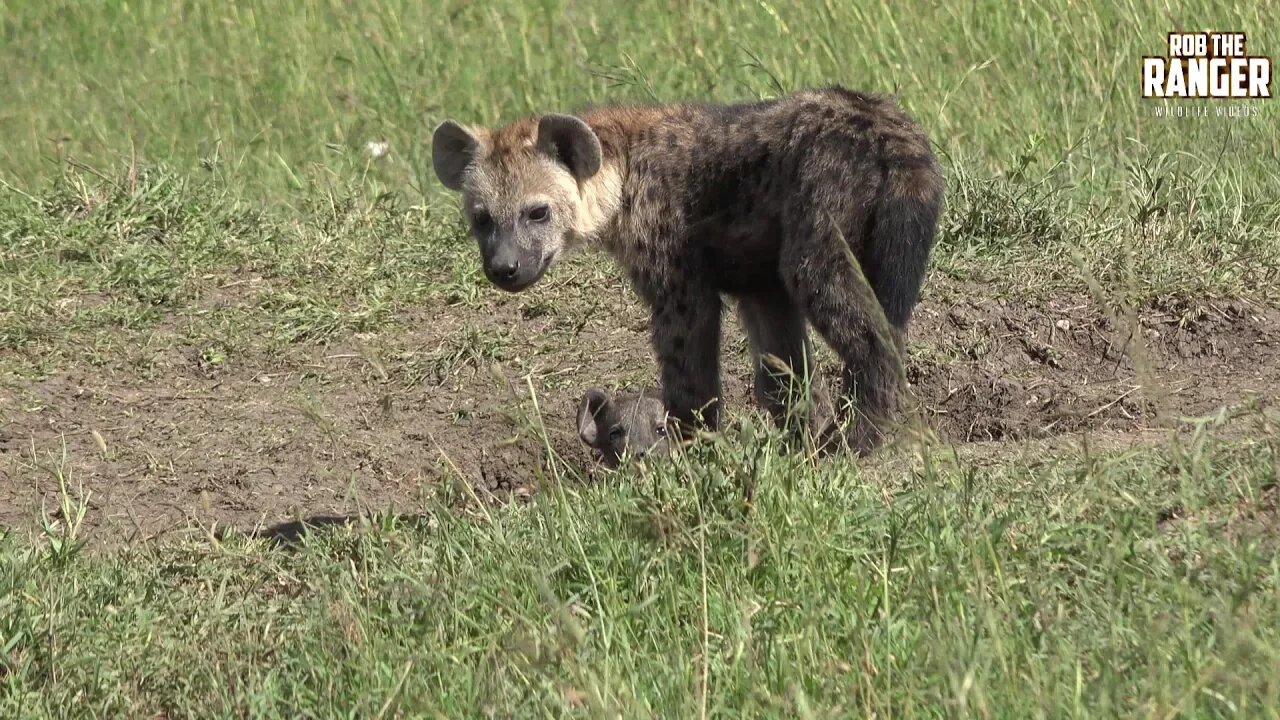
[
  {"left": 576, "top": 386, "right": 672, "bottom": 467},
  {"left": 431, "top": 86, "right": 944, "bottom": 454}
]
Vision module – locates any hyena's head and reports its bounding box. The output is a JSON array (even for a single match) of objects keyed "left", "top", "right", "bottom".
[
  {"left": 577, "top": 387, "right": 672, "bottom": 468},
  {"left": 431, "top": 114, "right": 616, "bottom": 293}
]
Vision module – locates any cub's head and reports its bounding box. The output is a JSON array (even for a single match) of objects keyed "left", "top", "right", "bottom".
[
  {"left": 431, "top": 114, "right": 616, "bottom": 292},
  {"left": 577, "top": 387, "right": 672, "bottom": 468}
]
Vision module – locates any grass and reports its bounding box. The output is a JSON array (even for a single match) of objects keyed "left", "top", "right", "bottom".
[
  {"left": 0, "top": 166, "right": 477, "bottom": 377},
  {"left": 3, "top": 0, "right": 1278, "bottom": 205},
  {"left": 2, "top": 0, "right": 1280, "bottom": 716},
  {"left": 3, "top": 414, "right": 1279, "bottom": 717}
]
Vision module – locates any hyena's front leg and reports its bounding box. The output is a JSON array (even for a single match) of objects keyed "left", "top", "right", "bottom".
[{"left": 649, "top": 279, "right": 723, "bottom": 436}]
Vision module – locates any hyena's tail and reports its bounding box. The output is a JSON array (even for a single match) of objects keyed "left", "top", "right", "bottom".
[{"left": 863, "top": 164, "right": 945, "bottom": 331}]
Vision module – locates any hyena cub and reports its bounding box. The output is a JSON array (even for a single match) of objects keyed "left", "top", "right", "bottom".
[
  {"left": 577, "top": 387, "right": 672, "bottom": 467},
  {"left": 432, "top": 86, "right": 943, "bottom": 453}
]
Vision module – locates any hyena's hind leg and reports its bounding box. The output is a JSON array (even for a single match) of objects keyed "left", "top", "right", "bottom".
[
  {"left": 781, "top": 217, "right": 907, "bottom": 455},
  {"left": 735, "top": 289, "right": 836, "bottom": 450}
]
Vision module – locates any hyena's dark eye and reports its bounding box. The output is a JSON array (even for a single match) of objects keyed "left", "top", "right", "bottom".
[
  {"left": 471, "top": 211, "right": 493, "bottom": 232},
  {"left": 526, "top": 204, "right": 551, "bottom": 223},
  {"left": 655, "top": 425, "right": 667, "bottom": 438},
  {"left": 609, "top": 426, "right": 625, "bottom": 443}
]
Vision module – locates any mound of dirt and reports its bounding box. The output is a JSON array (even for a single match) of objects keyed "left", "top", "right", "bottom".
[{"left": 907, "top": 292, "right": 1280, "bottom": 442}]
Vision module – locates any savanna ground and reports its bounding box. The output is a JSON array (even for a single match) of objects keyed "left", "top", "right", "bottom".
[{"left": 2, "top": 1, "right": 1279, "bottom": 717}]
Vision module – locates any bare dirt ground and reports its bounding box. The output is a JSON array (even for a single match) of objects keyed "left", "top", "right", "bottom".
[{"left": 3, "top": 280, "right": 1279, "bottom": 543}]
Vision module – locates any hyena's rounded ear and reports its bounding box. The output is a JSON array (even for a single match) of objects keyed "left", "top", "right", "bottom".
[
  {"left": 536, "top": 114, "right": 602, "bottom": 181},
  {"left": 432, "top": 120, "right": 483, "bottom": 191},
  {"left": 577, "top": 387, "right": 611, "bottom": 447}
]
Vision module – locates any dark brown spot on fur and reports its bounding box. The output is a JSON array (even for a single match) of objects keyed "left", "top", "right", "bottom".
[
  {"left": 848, "top": 115, "right": 873, "bottom": 133},
  {"left": 644, "top": 183, "right": 666, "bottom": 205},
  {"left": 885, "top": 155, "right": 939, "bottom": 172}
]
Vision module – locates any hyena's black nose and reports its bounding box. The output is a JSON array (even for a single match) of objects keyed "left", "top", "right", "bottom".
[{"left": 491, "top": 259, "right": 520, "bottom": 283}]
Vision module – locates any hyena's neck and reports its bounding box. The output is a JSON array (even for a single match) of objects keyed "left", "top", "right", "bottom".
[
  {"left": 574, "top": 107, "right": 678, "bottom": 256},
  {"left": 571, "top": 162, "right": 623, "bottom": 245}
]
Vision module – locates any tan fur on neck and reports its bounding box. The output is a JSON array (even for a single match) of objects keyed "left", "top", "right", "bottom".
[{"left": 570, "top": 162, "right": 622, "bottom": 244}]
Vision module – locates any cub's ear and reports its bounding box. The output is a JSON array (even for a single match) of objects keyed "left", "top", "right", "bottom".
[
  {"left": 432, "top": 120, "right": 484, "bottom": 191},
  {"left": 577, "top": 387, "right": 612, "bottom": 448},
  {"left": 536, "top": 114, "right": 602, "bottom": 182}
]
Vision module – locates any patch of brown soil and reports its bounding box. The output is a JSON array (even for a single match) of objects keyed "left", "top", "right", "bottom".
[
  {"left": 905, "top": 292, "right": 1280, "bottom": 442},
  {"left": 2, "top": 282, "right": 1278, "bottom": 543}
]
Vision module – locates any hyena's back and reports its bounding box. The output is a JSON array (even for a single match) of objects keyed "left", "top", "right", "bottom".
[{"left": 586, "top": 86, "right": 944, "bottom": 321}]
